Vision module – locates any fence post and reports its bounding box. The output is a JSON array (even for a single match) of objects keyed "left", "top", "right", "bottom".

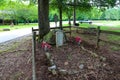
[
  {"left": 32, "top": 31, "right": 37, "bottom": 80},
  {"left": 32, "top": 27, "right": 33, "bottom": 32},
  {"left": 96, "top": 26, "right": 100, "bottom": 48},
  {"left": 70, "top": 26, "right": 71, "bottom": 36}
]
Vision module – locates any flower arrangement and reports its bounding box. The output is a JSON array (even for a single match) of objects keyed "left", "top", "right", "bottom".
[
  {"left": 75, "top": 36, "right": 82, "bottom": 45},
  {"left": 41, "top": 41, "right": 51, "bottom": 51}
]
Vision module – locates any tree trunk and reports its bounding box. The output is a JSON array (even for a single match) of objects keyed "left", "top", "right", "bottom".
[
  {"left": 26, "top": 20, "right": 29, "bottom": 25},
  {"left": 59, "top": 6, "right": 63, "bottom": 30},
  {"left": 73, "top": 0, "right": 76, "bottom": 25},
  {"left": 38, "top": 0, "right": 50, "bottom": 40},
  {"left": 68, "top": 16, "right": 71, "bottom": 26},
  {"left": 2, "top": 19, "right": 4, "bottom": 25}
]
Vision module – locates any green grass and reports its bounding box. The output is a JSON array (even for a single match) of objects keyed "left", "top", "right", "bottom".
[
  {"left": 0, "top": 42, "right": 19, "bottom": 54},
  {"left": 0, "top": 23, "right": 38, "bottom": 32},
  {"left": 79, "top": 21, "right": 120, "bottom": 47},
  {"left": 1, "top": 21, "right": 120, "bottom": 32},
  {"left": 79, "top": 23, "right": 120, "bottom": 32},
  {"left": 107, "top": 34, "right": 120, "bottom": 42},
  {"left": 63, "top": 21, "right": 120, "bottom": 32}
]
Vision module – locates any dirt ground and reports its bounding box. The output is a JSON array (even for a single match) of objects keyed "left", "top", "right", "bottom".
[
  {"left": 0, "top": 35, "right": 32, "bottom": 80},
  {"left": 0, "top": 30, "right": 120, "bottom": 80},
  {"left": 35, "top": 30, "right": 120, "bottom": 80}
]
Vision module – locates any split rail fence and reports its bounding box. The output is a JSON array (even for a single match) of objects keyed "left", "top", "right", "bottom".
[{"left": 31, "top": 25, "right": 120, "bottom": 80}]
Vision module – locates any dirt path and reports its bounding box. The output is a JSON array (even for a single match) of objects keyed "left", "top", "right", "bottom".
[{"left": 0, "top": 35, "right": 32, "bottom": 80}]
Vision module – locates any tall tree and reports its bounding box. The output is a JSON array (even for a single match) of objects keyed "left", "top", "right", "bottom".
[
  {"left": 30, "top": 0, "right": 37, "bottom": 5},
  {"left": 50, "top": 0, "right": 67, "bottom": 30},
  {"left": 67, "top": 0, "right": 92, "bottom": 25},
  {"left": 38, "top": 0, "right": 118, "bottom": 39},
  {"left": 38, "top": 0, "right": 50, "bottom": 40},
  {"left": 92, "top": 0, "right": 117, "bottom": 8},
  {"left": 50, "top": 0, "right": 92, "bottom": 25},
  {"left": 0, "top": 0, "right": 6, "bottom": 6}
]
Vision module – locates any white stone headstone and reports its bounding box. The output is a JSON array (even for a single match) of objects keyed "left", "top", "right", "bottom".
[{"left": 56, "top": 30, "right": 64, "bottom": 47}]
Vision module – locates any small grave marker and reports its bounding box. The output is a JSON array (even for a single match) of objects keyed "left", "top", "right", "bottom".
[{"left": 56, "top": 30, "right": 64, "bottom": 47}]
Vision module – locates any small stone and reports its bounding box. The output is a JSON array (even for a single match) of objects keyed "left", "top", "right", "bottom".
[
  {"left": 68, "top": 70, "right": 73, "bottom": 74},
  {"left": 88, "top": 65, "right": 94, "bottom": 70},
  {"left": 73, "top": 70, "right": 79, "bottom": 74},
  {"left": 79, "top": 64, "right": 84, "bottom": 69},
  {"left": 100, "top": 56, "right": 106, "bottom": 62},
  {"left": 91, "top": 53, "right": 98, "bottom": 57},
  {"left": 52, "top": 69, "right": 57, "bottom": 75},
  {"left": 50, "top": 59, "right": 54, "bottom": 65},
  {"left": 48, "top": 65, "right": 56, "bottom": 71},
  {"left": 64, "top": 62, "right": 69, "bottom": 66},
  {"left": 103, "top": 63, "right": 107, "bottom": 67},
  {"left": 59, "top": 69, "right": 67, "bottom": 75},
  {"left": 45, "top": 52, "right": 51, "bottom": 59}
]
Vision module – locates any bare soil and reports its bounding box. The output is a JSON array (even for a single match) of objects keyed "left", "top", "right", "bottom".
[
  {"left": 35, "top": 30, "right": 120, "bottom": 80},
  {"left": 0, "top": 35, "right": 32, "bottom": 80},
  {"left": 0, "top": 30, "right": 120, "bottom": 80}
]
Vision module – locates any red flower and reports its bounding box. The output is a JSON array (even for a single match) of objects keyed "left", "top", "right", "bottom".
[
  {"left": 41, "top": 42, "right": 51, "bottom": 49},
  {"left": 75, "top": 36, "right": 82, "bottom": 43}
]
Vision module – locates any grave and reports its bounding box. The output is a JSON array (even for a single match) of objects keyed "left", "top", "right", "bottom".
[{"left": 56, "top": 30, "right": 64, "bottom": 47}]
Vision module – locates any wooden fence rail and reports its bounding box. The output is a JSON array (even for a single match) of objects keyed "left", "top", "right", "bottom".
[
  {"left": 32, "top": 26, "right": 71, "bottom": 31},
  {"left": 96, "top": 26, "right": 120, "bottom": 48},
  {"left": 32, "top": 26, "right": 120, "bottom": 48},
  {"left": 74, "top": 26, "right": 120, "bottom": 48},
  {"left": 101, "top": 30, "right": 120, "bottom": 36}
]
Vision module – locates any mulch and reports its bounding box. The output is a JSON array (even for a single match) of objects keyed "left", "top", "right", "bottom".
[
  {"left": 0, "top": 31, "right": 119, "bottom": 80},
  {"left": 35, "top": 31, "right": 120, "bottom": 80}
]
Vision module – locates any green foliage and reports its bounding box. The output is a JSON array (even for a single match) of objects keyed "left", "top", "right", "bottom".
[
  {"left": 49, "top": 9, "right": 58, "bottom": 21},
  {"left": 0, "top": 0, "right": 38, "bottom": 24},
  {"left": 43, "top": 30, "right": 59, "bottom": 45},
  {"left": 16, "top": 4, "right": 37, "bottom": 22},
  {"left": 0, "top": 23, "right": 38, "bottom": 32},
  {"left": 0, "top": 0, "right": 120, "bottom": 24},
  {"left": 100, "top": 8, "right": 120, "bottom": 20}
]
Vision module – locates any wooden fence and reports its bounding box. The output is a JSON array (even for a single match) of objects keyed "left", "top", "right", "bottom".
[
  {"left": 31, "top": 26, "right": 119, "bottom": 79},
  {"left": 77, "top": 26, "right": 120, "bottom": 48},
  {"left": 32, "top": 26, "right": 120, "bottom": 48},
  {"left": 96, "top": 26, "right": 120, "bottom": 48}
]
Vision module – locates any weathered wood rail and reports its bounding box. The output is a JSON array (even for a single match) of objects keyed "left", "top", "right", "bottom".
[
  {"left": 96, "top": 26, "right": 120, "bottom": 48},
  {"left": 101, "top": 30, "right": 120, "bottom": 36},
  {"left": 32, "top": 26, "right": 71, "bottom": 31},
  {"left": 32, "top": 25, "right": 120, "bottom": 49},
  {"left": 99, "top": 27, "right": 119, "bottom": 47},
  {"left": 72, "top": 26, "right": 120, "bottom": 48},
  {"left": 32, "top": 26, "right": 72, "bottom": 38}
]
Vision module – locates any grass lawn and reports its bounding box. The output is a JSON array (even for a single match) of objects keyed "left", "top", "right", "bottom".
[
  {"left": 0, "top": 23, "right": 38, "bottom": 32},
  {"left": 79, "top": 21, "right": 120, "bottom": 32},
  {"left": 0, "top": 21, "right": 120, "bottom": 32},
  {"left": 78, "top": 21, "right": 120, "bottom": 42}
]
